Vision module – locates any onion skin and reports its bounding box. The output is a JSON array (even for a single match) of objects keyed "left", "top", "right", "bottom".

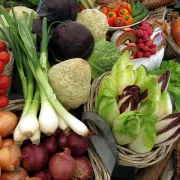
[
  {"left": 56, "top": 130, "right": 72, "bottom": 148},
  {"left": 21, "top": 144, "right": 48, "bottom": 172},
  {"left": 0, "top": 135, "right": 2, "bottom": 149},
  {"left": 0, "top": 144, "right": 22, "bottom": 171},
  {"left": 25, "top": 177, "right": 41, "bottom": 180},
  {"left": 2, "top": 139, "right": 14, "bottom": 148},
  {"left": 66, "top": 133, "right": 89, "bottom": 156},
  {"left": 73, "top": 156, "right": 93, "bottom": 180},
  {"left": 34, "top": 168, "right": 53, "bottom": 180},
  {"left": 0, "top": 167, "right": 28, "bottom": 180},
  {"left": 49, "top": 148, "right": 77, "bottom": 180},
  {"left": 42, "top": 135, "right": 58, "bottom": 156},
  {"left": 0, "top": 111, "right": 18, "bottom": 138}
]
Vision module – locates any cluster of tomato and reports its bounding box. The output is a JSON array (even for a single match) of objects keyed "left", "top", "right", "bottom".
[
  {"left": 0, "top": 40, "right": 11, "bottom": 108},
  {"left": 101, "top": 1, "right": 134, "bottom": 27}
]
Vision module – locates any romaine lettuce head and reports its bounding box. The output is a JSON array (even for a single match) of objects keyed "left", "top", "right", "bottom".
[
  {"left": 154, "top": 92, "right": 173, "bottom": 121},
  {"left": 112, "top": 111, "right": 142, "bottom": 145},
  {"left": 134, "top": 65, "right": 147, "bottom": 85},
  {"left": 88, "top": 40, "right": 121, "bottom": 79},
  {"left": 98, "top": 96, "right": 120, "bottom": 126},
  {"left": 95, "top": 75, "right": 118, "bottom": 111},
  {"left": 128, "top": 116, "right": 156, "bottom": 153},
  {"left": 137, "top": 75, "right": 161, "bottom": 102}
]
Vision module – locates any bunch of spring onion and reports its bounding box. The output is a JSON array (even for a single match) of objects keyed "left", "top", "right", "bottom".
[{"left": 0, "top": 6, "right": 89, "bottom": 145}]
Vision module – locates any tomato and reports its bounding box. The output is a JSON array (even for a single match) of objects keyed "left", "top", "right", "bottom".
[
  {"left": 0, "top": 88, "right": 7, "bottom": 95},
  {"left": 0, "top": 51, "right": 10, "bottom": 65},
  {"left": 0, "top": 96, "right": 9, "bottom": 108},
  {"left": 119, "top": 8, "right": 129, "bottom": 17},
  {"left": 100, "top": 7, "right": 109, "bottom": 16},
  {"left": 0, "top": 60, "right": 5, "bottom": 74},
  {"left": 115, "top": 0, "right": 122, "bottom": 5},
  {"left": 107, "top": 17, "right": 115, "bottom": 26},
  {"left": 119, "top": 2, "right": 128, "bottom": 10},
  {"left": 0, "top": 41, "right": 7, "bottom": 51},
  {"left": 107, "top": 4, "right": 119, "bottom": 16},
  {"left": 0, "top": 75, "right": 11, "bottom": 90},
  {"left": 114, "top": 17, "right": 124, "bottom": 27}
]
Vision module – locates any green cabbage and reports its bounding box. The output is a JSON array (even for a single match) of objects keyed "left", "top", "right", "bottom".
[
  {"left": 88, "top": 40, "right": 121, "bottom": 79},
  {"left": 112, "top": 111, "right": 142, "bottom": 145}
]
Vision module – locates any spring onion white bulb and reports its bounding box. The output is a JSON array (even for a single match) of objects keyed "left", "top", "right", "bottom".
[
  {"left": 30, "top": 129, "right": 41, "bottom": 145},
  {"left": 14, "top": 126, "right": 27, "bottom": 146},
  {"left": 39, "top": 88, "right": 59, "bottom": 136},
  {"left": 58, "top": 115, "right": 69, "bottom": 131}
]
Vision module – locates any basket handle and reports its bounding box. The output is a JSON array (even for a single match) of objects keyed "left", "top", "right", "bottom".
[{"left": 82, "top": 111, "right": 119, "bottom": 176}]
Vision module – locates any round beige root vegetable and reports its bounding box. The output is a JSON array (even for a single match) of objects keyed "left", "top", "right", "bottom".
[
  {"left": 48, "top": 58, "right": 91, "bottom": 110},
  {"left": 76, "top": 9, "right": 109, "bottom": 42}
]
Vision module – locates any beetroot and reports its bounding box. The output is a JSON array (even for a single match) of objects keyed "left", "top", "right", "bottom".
[
  {"left": 144, "top": 52, "right": 151, "bottom": 58},
  {"left": 37, "top": 0, "right": 78, "bottom": 22},
  {"left": 51, "top": 20, "right": 94, "bottom": 61},
  {"left": 136, "top": 51, "right": 143, "bottom": 58}
]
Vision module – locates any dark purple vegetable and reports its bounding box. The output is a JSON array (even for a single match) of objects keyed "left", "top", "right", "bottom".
[
  {"left": 118, "top": 85, "right": 148, "bottom": 113},
  {"left": 158, "top": 71, "right": 170, "bottom": 93},
  {"left": 37, "top": 0, "right": 78, "bottom": 22},
  {"left": 34, "top": 169, "right": 53, "bottom": 180},
  {"left": 50, "top": 20, "right": 94, "bottom": 61}
]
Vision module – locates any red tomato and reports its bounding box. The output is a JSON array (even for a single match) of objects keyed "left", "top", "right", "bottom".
[
  {"left": 107, "top": 17, "right": 115, "bottom": 26},
  {"left": 0, "top": 88, "right": 7, "bottom": 95},
  {"left": 119, "top": 2, "right": 128, "bottom": 10},
  {"left": 100, "top": 7, "right": 109, "bottom": 16},
  {"left": 107, "top": 4, "right": 119, "bottom": 16},
  {"left": 0, "top": 96, "right": 9, "bottom": 108},
  {"left": 0, "top": 60, "right": 5, "bottom": 74},
  {"left": 0, "top": 75, "right": 11, "bottom": 90},
  {"left": 0, "top": 51, "right": 10, "bottom": 65},
  {"left": 115, "top": 0, "right": 122, "bottom": 5},
  {"left": 0, "top": 41, "right": 7, "bottom": 51}
]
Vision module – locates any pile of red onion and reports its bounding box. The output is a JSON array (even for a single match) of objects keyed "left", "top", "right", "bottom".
[{"left": 20, "top": 129, "right": 93, "bottom": 180}]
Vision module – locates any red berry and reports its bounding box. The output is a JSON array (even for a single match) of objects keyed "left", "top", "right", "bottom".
[
  {"left": 138, "top": 43, "right": 144, "bottom": 50},
  {"left": 147, "top": 28, "right": 153, "bottom": 35},
  {"left": 137, "top": 38, "right": 143, "bottom": 43},
  {"left": 136, "top": 51, "right": 144, "bottom": 58},
  {"left": 144, "top": 52, "right": 151, "bottom": 58},
  {"left": 150, "top": 48, "right": 156, "bottom": 55},
  {"left": 136, "top": 29, "right": 143, "bottom": 38},
  {"left": 140, "top": 20, "right": 148, "bottom": 26},
  {"left": 143, "top": 45, "right": 149, "bottom": 52},
  {"left": 140, "top": 25, "right": 149, "bottom": 31}
]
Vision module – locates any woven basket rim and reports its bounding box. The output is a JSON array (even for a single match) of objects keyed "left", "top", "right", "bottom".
[{"left": 84, "top": 72, "right": 172, "bottom": 168}]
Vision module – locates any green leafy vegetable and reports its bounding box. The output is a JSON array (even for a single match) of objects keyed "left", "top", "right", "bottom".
[
  {"left": 112, "top": 111, "right": 142, "bottom": 145},
  {"left": 88, "top": 40, "right": 121, "bottom": 79},
  {"left": 148, "top": 60, "right": 180, "bottom": 112},
  {"left": 128, "top": 115, "right": 156, "bottom": 153},
  {"left": 98, "top": 96, "right": 119, "bottom": 127}
]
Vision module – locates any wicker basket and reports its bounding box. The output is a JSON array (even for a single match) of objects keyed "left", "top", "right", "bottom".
[
  {"left": 164, "top": 36, "right": 180, "bottom": 61},
  {"left": 84, "top": 72, "right": 173, "bottom": 169},
  {"left": 1, "top": 99, "right": 110, "bottom": 180}
]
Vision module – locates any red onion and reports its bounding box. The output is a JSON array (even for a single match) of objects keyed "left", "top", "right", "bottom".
[
  {"left": 42, "top": 135, "right": 58, "bottom": 156},
  {"left": 54, "top": 128, "right": 61, "bottom": 137},
  {"left": 49, "top": 148, "right": 77, "bottom": 180},
  {"left": 21, "top": 144, "right": 48, "bottom": 172},
  {"left": 34, "top": 169, "right": 53, "bottom": 180},
  {"left": 66, "top": 133, "right": 89, "bottom": 156},
  {"left": 56, "top": 130, "right": 72, "bottom": 148},
  {"left": 73, "top": 156, "right": 93, "bottom": 180}
]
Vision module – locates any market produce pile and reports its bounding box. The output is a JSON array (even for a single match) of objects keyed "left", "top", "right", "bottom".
[{"left": 0, "top": 0, "right": 179, "bottom": 179}]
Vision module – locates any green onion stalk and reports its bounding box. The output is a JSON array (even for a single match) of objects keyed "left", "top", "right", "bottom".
[{"left": 0, "top": 6, "right": 89, "bottom": 145}]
